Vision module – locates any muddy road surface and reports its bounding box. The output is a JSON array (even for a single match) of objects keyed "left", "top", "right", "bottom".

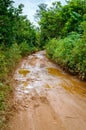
[{"left": 8, "top": 51, "right": 86, "bottom": 130}]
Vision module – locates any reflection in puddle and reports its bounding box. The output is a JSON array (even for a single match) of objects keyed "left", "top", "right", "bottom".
[
  {"left": 47, "top": 68, "right": 64, "bottom": 76},
  {"left": 62, "top": 82, "right": 86, "bottom": 97},
  {"left": 23, "top": 81, "right": 29, "bottom": 87},
  {"left": 18, "top": 69, "right": 30, "bottom": 76},
  {"left": 47, "top": 67, "right": 86, "bottom": 96}
]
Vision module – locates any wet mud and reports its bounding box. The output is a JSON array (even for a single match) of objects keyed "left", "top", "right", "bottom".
[{"left": 8, "top": 51, "right": 86, "bottom": 130}]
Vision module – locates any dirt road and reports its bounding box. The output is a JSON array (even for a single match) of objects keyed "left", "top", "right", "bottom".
[{"left": 8, "top": 51, "right": 86, "bottom": 130}]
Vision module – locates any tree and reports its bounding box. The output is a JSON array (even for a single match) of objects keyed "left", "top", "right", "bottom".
[
  {"left": 0, "top": 0, "right": 37, "bottom": 48},
  {"left": 36, "top": 0, "right": 86, "bottom": 47}
]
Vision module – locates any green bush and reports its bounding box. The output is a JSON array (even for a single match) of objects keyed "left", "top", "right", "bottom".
[
  {"left": 0, "top": 50, "right": 8, "bottom": 82},
  {"left": 19, "top": 42, "right": 30, "bottom": 56},
  {"left": 19, "top": 42, "right": 37, "bottom": 56},
  {"left": 6, "top": 43, "right": 21, "bottom": 72},
  {"left": 72, "top": 37, "right": 86, "bottom": 79},
  {"left": 0, "top": 43, "right": 21, "bottom": 128}
]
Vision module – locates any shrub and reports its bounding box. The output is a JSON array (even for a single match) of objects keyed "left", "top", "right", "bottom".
[
  {"left": 20, "top": 42, "right": 37, "bottom": 56},
  {"left": 0, "top": 49, "right": 8, "bottom": 82}
]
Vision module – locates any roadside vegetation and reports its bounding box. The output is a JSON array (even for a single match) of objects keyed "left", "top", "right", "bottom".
[
  {"left": 0, "top": 0, "right": 38, "bottom": 129},
  {"left": 36, "top": 0, "right": 86, "bottom": 80}
]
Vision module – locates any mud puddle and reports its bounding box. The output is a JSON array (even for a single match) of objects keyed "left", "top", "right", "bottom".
[{"left": 8, "top": 51, "right": 86, "bottom": 130}]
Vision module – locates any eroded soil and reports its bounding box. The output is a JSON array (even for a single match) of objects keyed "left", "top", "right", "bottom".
[{"left": 8, "top": 51, "right": 86, "bottom": 130}]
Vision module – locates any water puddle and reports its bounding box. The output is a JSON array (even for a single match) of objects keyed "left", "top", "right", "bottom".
[
  {"left": 47, "top": 68, "right": 64, "bottom": 76},
  {"left": 18, "top": 69, "right": 30, "bottom": 77},
  {"left": 45, "top": 84, "right": 52, "bottom": 89},
  {"left": 62, "top": 81, "right": 86, "bottom": 97},
  {"left": 23, "top": 81, "right": 29, "bottom": 87},
  {"left": 47, "top": 67, "right": 86, "bottom": 96}
]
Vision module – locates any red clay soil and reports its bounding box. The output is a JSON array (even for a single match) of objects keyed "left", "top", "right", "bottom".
[{"left": 7, "top": 51, "right": 86, "bottom": 130}]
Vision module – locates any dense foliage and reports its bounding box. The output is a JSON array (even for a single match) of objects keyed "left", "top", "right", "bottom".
[
  {"left": 36, "top": 0, "right": 86, "bottom": 45},
  {"left": 0, "top": 0, "right": 37, "bottom": 47}
]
